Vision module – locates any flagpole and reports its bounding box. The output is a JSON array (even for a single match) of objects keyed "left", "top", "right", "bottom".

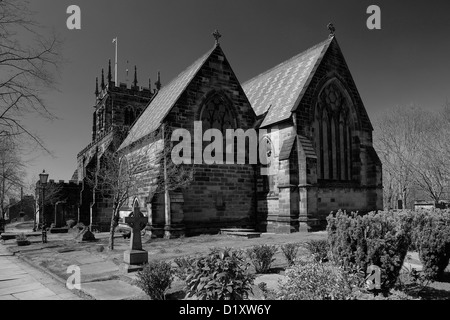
[{"left": 113, "top": 37, "right": 118, "bottom": 84}]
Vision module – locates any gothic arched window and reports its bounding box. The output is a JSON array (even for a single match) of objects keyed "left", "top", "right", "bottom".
[
  {"left": 313, "top": 81, "right": 355, "bottom": 181},
  {"left": 200, "top": 95, "right": 236, "bottom": 132}
]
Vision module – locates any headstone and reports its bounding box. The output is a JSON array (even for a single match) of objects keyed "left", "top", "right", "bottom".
[
  {"left": 75, "top": 227, "right": 96, "bottom": 243},
  {"left": 123, "top": 207, "right": 148, "bottom": 266}
]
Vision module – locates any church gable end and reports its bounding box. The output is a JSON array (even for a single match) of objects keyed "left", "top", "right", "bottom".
[
  {"left": 164, "top": 45, "right": 257, "bottom": 235},
  {"left": 123, "top": 43, "right": 258, "bottom": 237},
  {"left": 293, "top": 37, "right": 383, "bottom": 226}
]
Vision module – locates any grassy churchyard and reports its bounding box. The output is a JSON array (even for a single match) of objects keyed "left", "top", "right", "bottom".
[{"left": 2, "top": 218, "right": 450, "bottom": 300}]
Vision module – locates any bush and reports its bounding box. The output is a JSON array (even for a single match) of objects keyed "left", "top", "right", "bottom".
[
  {"left": 135, "top": 260, "right": 173, "bottom": 300},
  {"left": 247, "top": 244, "right": 278, "bottom": 274},
  {"left": 327, "top": 210, "right": 411, "bottom": 292},
  {"left": 16, "top": 233, "right": 28, "bottom": 241},
  {"left": 277, "top": 257, "right": 362, "bottom": 300},
  {"left": 185, "top": 248, "right": 254, "bottom": 300},
  {"left": 16, "top": 233, "right": 30, "bottom": 246},
  {"left": 304, "top": 239, "right": 329, "bottom": 262},
  {"left": 66, "top": 220, "right": 77, "bottom": 228},
  {"left": 411, "top": 209, "right": 450, "bottom": 281},
  {"left": 280, "top": 243, "right": 300, "bottom": 266}
]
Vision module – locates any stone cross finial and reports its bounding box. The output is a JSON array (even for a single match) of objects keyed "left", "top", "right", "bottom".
[
  {"left": 327, "top": 23, "right": 336, "bottom": 37},
  {"left": 124, "top": 207, "right": 148, "bottom": 251},
  {"left": 212, "top": 29, "right": 222, "bottom": 45}
]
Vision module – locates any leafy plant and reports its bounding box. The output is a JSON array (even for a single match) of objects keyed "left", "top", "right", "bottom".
[
  {"left": 304, "top": 239, "right": 329, "bottom": 262},
  {"left": 411, "top": 209, "right": 450, "bottom": 281},
  {"left": 135, "top": 260, "right": 173, "bottom": 300},
  {"left": 185, "top": 248, "right": 254, "bottom": 300},
  {"left": 327, "top": 210, "right": 412, "bottom": 293},
  {"left": 281, "top": 243, "right": 300, "bottom": 266},
  {"left": 174, "top": 256, "right": 195, "bottom": 281},
  {"left": 247, "top": 244, "right": 278, "bottom": 274}
]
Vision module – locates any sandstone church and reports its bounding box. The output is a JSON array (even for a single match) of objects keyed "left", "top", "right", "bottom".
[{"left": 74, "top": 28, "right": 383, "bottom": 237}]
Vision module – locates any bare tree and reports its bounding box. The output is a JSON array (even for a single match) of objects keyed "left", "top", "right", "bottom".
[
  {"left": 86, "top": 127, "right": 194, "bottom": 250},
  {"left": 374, "top": 104, "right": 450, "bottom": 209},
  {"left": 409, "top": 104, "right": 450, "bottom": 204},
  {"left": 374, "top": 105, "right": 426, "bottom": 209},
  {"left": 0, "top": 0, "right": 61, "bottom": 151}
]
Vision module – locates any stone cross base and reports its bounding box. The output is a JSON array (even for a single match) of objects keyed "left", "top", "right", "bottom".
[
  {"left": 119, "top": 263, "right": 145, "bottom": 274},
  {"left": 124, "top": 249, "right": 148, "bottom": 265}
]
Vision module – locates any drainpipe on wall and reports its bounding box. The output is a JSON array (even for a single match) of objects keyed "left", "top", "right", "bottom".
[
  {"left": 292, "top": 112, "right": 304, "bottom": 228},
  {"left": 91, "top": 147, "right": 99, "bottom": 232},
  {"left": 253, "top": 164, "right": 259, "bottom": 231},
  {"left": 162, "top": 124, "right": 171, "bottom": 238}
]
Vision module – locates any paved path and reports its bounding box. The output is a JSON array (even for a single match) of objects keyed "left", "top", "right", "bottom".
[{"left": 0, "top": 244, "right": 83, "bottom": 300}]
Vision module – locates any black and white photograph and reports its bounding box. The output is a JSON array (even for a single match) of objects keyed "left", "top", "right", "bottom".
[{"left": 0, "top": 0, "right": 449, "bottom": 309}]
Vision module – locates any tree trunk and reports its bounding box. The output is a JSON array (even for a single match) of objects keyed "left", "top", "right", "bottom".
[{"left": 108, "top": 208, "right": 120, "bottom": 251}]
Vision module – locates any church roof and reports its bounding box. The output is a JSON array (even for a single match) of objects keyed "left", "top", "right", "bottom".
[
  {"left": 118, "top": 46, "right": 217, "bottom": 151},
  {"left": 242, "top": 37, "right": 333, "bottom": 127}
]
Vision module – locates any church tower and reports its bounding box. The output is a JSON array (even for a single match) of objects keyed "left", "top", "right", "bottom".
[
  {"left": 91, "top": 60, "right": 156, "bottom": 141},
  {"left": 75, "top": 61, "right": 158, "bottom": 231}
]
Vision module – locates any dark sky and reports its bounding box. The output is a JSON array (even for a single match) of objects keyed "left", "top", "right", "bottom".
[{"left": 22, "top": 0, "right": 450, "bottom": 186}]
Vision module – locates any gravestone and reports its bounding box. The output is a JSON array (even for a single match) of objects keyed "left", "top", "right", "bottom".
[
  {"left": 75, "top": 226, "right": 96, "bottom": 243},
  {"left": 123, "top": 207, "right": 148, "bottom": 266}
]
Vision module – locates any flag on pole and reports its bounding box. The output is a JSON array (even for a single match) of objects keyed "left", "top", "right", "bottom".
[{"left": 112, "top": 38, "right": 117, "bottom": 44}]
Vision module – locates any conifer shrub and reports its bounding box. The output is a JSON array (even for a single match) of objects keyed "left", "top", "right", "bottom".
[
  {"left": 184, "top": 248, "right": 254, "bottom": 300},
  {"left": 327, "top": 210, "right": 412, "bottom": 292},
  {"left": 304, "top": 239, "right": 329, "bottom": 262},
  {"left": 247, "top": 244, "right": 278, "bottom": 274},
  {"left": 281, "top": 243, "right": 300, "bottom": 266},
  {"left": 135, "top": 260, "right": 173, "bottom": 300},
  {"left": 411, "top": 209, "right": 450, "bottom": 281}
]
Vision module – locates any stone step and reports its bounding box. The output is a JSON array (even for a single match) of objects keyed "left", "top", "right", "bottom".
[
  {"left": 220, "top": 229, "right": 261, "bottom": 239},
  {"left": 221, "top": 228, "right": 257, "bottom": 233},
  {"left": 1, "top": 232, "right": 42, "bottom": 241}
]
